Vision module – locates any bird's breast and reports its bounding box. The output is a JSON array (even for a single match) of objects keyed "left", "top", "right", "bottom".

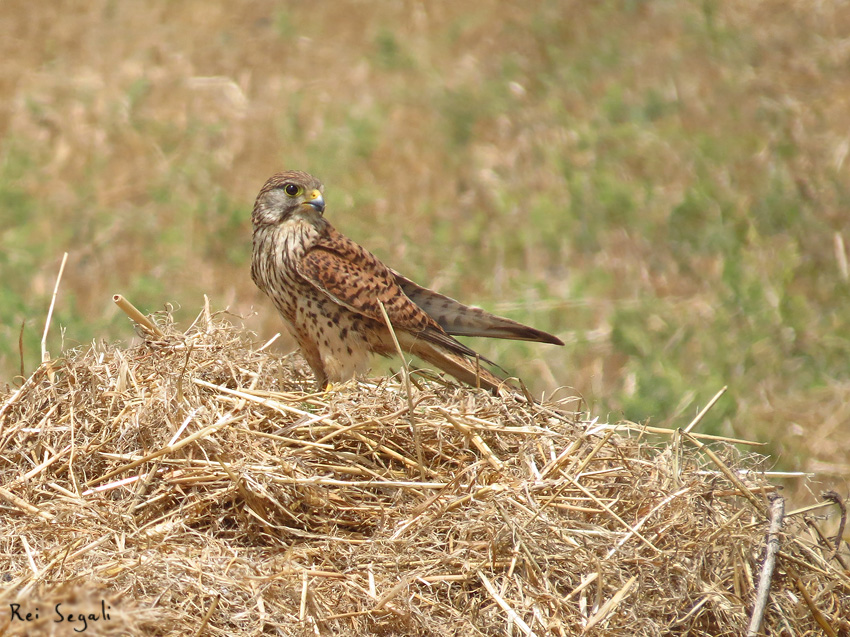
[{"left": 251, "top": 221, "right": 322, "bottom": 320}]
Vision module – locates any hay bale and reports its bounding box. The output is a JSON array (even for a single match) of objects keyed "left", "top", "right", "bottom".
[{"left": 0, "top": 307, "right": 847, "bottom": 636}]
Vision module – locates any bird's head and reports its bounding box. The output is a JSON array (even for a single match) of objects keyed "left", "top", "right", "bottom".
[{"left": 252, "top": 170, "right": 325, "bottom": 226}]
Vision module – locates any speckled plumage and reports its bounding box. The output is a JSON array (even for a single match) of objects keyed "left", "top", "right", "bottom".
[{"left": 251, "top": 170, "right": 563, "bottom": 393}]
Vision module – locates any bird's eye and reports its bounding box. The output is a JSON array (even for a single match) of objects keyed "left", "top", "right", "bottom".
[{"left": 284, "top": 184, "right": 301, "bottom": 197}]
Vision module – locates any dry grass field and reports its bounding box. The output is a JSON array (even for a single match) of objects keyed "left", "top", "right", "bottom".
[{"left": 1, "top": 1, "right": 848, "bottom": 503}]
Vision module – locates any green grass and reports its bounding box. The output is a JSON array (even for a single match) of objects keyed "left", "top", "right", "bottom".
[{"left": 1, "top": 0, "right": 848, "bottom": 488}]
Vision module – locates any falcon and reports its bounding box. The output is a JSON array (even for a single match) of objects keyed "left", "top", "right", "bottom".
[{"left": 250, "top": 170, "right": 563, "bottom": 393}]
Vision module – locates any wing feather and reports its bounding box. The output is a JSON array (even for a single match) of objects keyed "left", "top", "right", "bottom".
[
  {"left": 297, "top": 228, "right": 482, "bottom": 359},
  {"left": 393, "top": 270, "right": 564, "bottom": 345}
]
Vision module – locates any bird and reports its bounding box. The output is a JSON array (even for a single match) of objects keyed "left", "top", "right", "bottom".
[{"left": 250, "top": 170, "right": 563, "bottom": 394}]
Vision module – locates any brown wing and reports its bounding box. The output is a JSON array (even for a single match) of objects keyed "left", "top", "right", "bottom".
[
  {"left": 297, "top": 227, "right": 482, "bottom": 359},
  {"left": 392, "top": 271, "right": 564, "bottom": 345}
]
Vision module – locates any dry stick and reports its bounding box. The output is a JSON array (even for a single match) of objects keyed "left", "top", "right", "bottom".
[
  {"left": 584, "top": 575, "right": 638, "bottom": 633},
  {"left": 19, "top": 541, "right": 85, "bottom": 598},
  {"left": 391, "top": 466, "right": 481, "bottom": 540},
  {"left": 87, "top": 413, "right": 238, "bottom": 486},
  {"left": 192, "top": 378, "right": 328, "bottom": 421},
  {"left": 777, "top": 546, "right": 850, "bottom": 588},
  {"left": 348, "top": 430, "right": 438, "bottom": 479},
  {"left": 313, "top": 416, "right": 396, "bottom": 445},
  {"left": 683, "top": 385, "right": 727, "bottom": 433},
  {"left": 8, "top": 442, "right": 70, "bottom": 486},
  {"left": 299, "top": 570, "right": 309, "bottom": 621},
  {"left": 786, "top": 501, "right": 835, "bottom": 517},
  {"left": 565, "top": 474, "right": 662, "bottom": 554},
  {"left": 704, "top": 508, "right": 748, "bottom": 546},
  {"left": 41, "top": 251, "right": 69, "bottom": 363},
  {"left": 18, "top": 320, "right": 25, "bottom": 378},
  {"left": 611, "top": 422, "right": 763, "bottom": 447},
  {"left": 20, "top": 536, "right": 38, "bottom": 575},
  {"left": 540, "top": 437, "right": 584, "bottom": 479},
  {"left": 65, "top": 534, "right": 112, "bottom": 563},
  {"left": 68, "top": 399, "right": 80, "bottom": 496},
  {"left": 0, "top": 485, "right": 55, "bottom": 521},
  {"left": 378, "top": 300, "right": 425, "bottom": 479},
  {"left": 113, "top": 293, "right": 165, "bottom": 337},
  {"left": 478, "top": 572, "right": 538, "bottom": 637},
  {"left": 256, "top": 332, "right": 281, "bottom": 352},
  {"left": 438, "top": 408, "right": 504, "bottom": 471},
  {"left": 787, "top": 564, "right": 839, "bottom": 637},
  {"left": 373, "top": 574, "right": 414, "bottom": 612},
  {"left": 82, "top": 473, "right": 147, "bottom": 496},
  {"left": 522, "top": 430, "right": 616, "bottom": 530},
  {"left": 676, "top": 385, "right": 725, "bottom": 486},
  {"left": 747, "top": 494, "right": 785, "bottom": 637},
  {"left": 175, "top": 341, "right": 195, "bottom": 408},
  {"left": 268, "top": 477, "right": 447, "bottom": 489},
  {"left": 419, "top": 573, "right": 472, "bottom": 584},
  {"left": 682, "top": 432, "right": 767, "bottom": 515},
  {"left": 443, "top": 484, "right": 508, "bottom": 513},
  {"left": 605, "top": 487, "right": 690, "bottom": 560},
  {"left": 804, "top": 518, "right": 849, "bottom": 572},
  {"left": 0, "top": 367, "right": 45, "bottom": 431},
  {"left": 192, "top": 594, "right": 220, "bottom": 637},
  {"left": 570, "top": 430, "right": 616, "bottom": 478},
  {"left": 563, "top": 572, "right": 599, "bottom": 601},
  {"left": 821, "top": 490, "right": 847, "bottom": 561}
]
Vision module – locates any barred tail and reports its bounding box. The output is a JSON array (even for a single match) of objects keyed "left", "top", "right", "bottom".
[
  {"left": 393, "top": 271, "right": 564, "bottom": 345},
  {"left": 400, "top": 335, "right": 511, "bottom": 395}
]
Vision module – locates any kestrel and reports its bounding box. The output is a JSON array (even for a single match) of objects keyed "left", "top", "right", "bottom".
[{"left": 250, "top": 170, "right": 563, "bottom": 393}]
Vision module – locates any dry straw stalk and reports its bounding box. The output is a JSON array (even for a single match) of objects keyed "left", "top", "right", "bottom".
[{"left": 0, "top": 301, "right": 847, "bottom": 636}]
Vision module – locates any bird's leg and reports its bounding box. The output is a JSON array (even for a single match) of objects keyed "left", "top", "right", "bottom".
[{"left": 322, "top": 378, "right": 359, "bottom": 393}]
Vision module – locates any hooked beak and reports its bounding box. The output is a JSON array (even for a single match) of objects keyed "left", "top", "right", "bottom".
[{"left": 304, "top": 189, "right": 325, "bottom": 214}]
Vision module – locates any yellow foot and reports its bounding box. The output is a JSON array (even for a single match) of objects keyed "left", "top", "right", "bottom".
[{"left": 321, "top": 379, "right": 358, "bottom": 393}]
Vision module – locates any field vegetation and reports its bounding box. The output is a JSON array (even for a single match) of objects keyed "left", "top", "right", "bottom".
[{"left": 1, "top": 0, "right": 848, "bottom": 491}]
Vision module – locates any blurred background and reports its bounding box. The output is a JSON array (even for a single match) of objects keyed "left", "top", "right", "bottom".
[{"left": 1, "top": 1, "right": 847, "bottom": 495}]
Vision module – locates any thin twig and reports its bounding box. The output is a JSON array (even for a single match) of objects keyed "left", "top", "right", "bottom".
[
  {"left": 0, "top": 367, "right": 47, "bottom": 435},
  {"left": 606, "top": 487, "right": 689, "bottom": 560},
  {"left": 747, "top": 494, "right": 785, "bottom": 637},
  {"left": 584, "top": 575, "right": 637, "bottom": 632},
  {"left": 563, "top": 572, "right": 598, "bottom": 601},
  {"left": 683, "top": 385, "right": 727, "bottom": 433},
  {"left": 566, "top": 474, "right": 661, "bottom": 554},
  {"left": 41, "top": 252, "right": 69, "bottom": 363},
  {"left": 0, "top": 485, "right": 55, "bottom": 521},
  {"left": 479, "top": 572, "right": 538, "bottom": 637},
  {"left": 438, "top": 408, "right": 503, "bottom": 470},
  {"left": 87, "top": 412, "right": 238, "bottom": 486},
  {"left": 113, "top": 293, "right": 165, "bottom": 337},
  {"left": 300, "top": 570, "right": 309, "bottom": 620},
  {"left": 611, "top": 421, "right": 764, "bottom": 446},
  {"left": 821, "top": 491, "right": 847, "bottom": 561},
  {"left": 787, "top": 564, "right": 838, "bottom": 637},
  {"left": 378, "top": 300, "right": 424, "bottom": 479},
  {"left": 683, "top": 432, "right": 766, "bottom": 515},
  {"left": 18, "top": 320, "right": 25, "bottom": 378},
  {"left": 804, "top": 518, "right": 849, "bottom": 572},
  {"left": 192, "top": 594, "right": 220, "bottom": 637}
]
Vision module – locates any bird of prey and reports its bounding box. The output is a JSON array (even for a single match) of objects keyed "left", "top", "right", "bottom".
[{"left": 250, "top": 170, "right": 563, "bottom": 393}]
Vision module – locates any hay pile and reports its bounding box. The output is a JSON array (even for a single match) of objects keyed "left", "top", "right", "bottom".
[{"left": 0, "top": 305, "right": 847, "bottom": 636}]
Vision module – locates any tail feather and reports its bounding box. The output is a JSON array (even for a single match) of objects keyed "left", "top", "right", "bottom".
[
  {"left": 393, "top": 271, "right": 564, "bottom": 346},
  {"left": 398, "top": 334, "right": 510, "bottom": 395}
]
